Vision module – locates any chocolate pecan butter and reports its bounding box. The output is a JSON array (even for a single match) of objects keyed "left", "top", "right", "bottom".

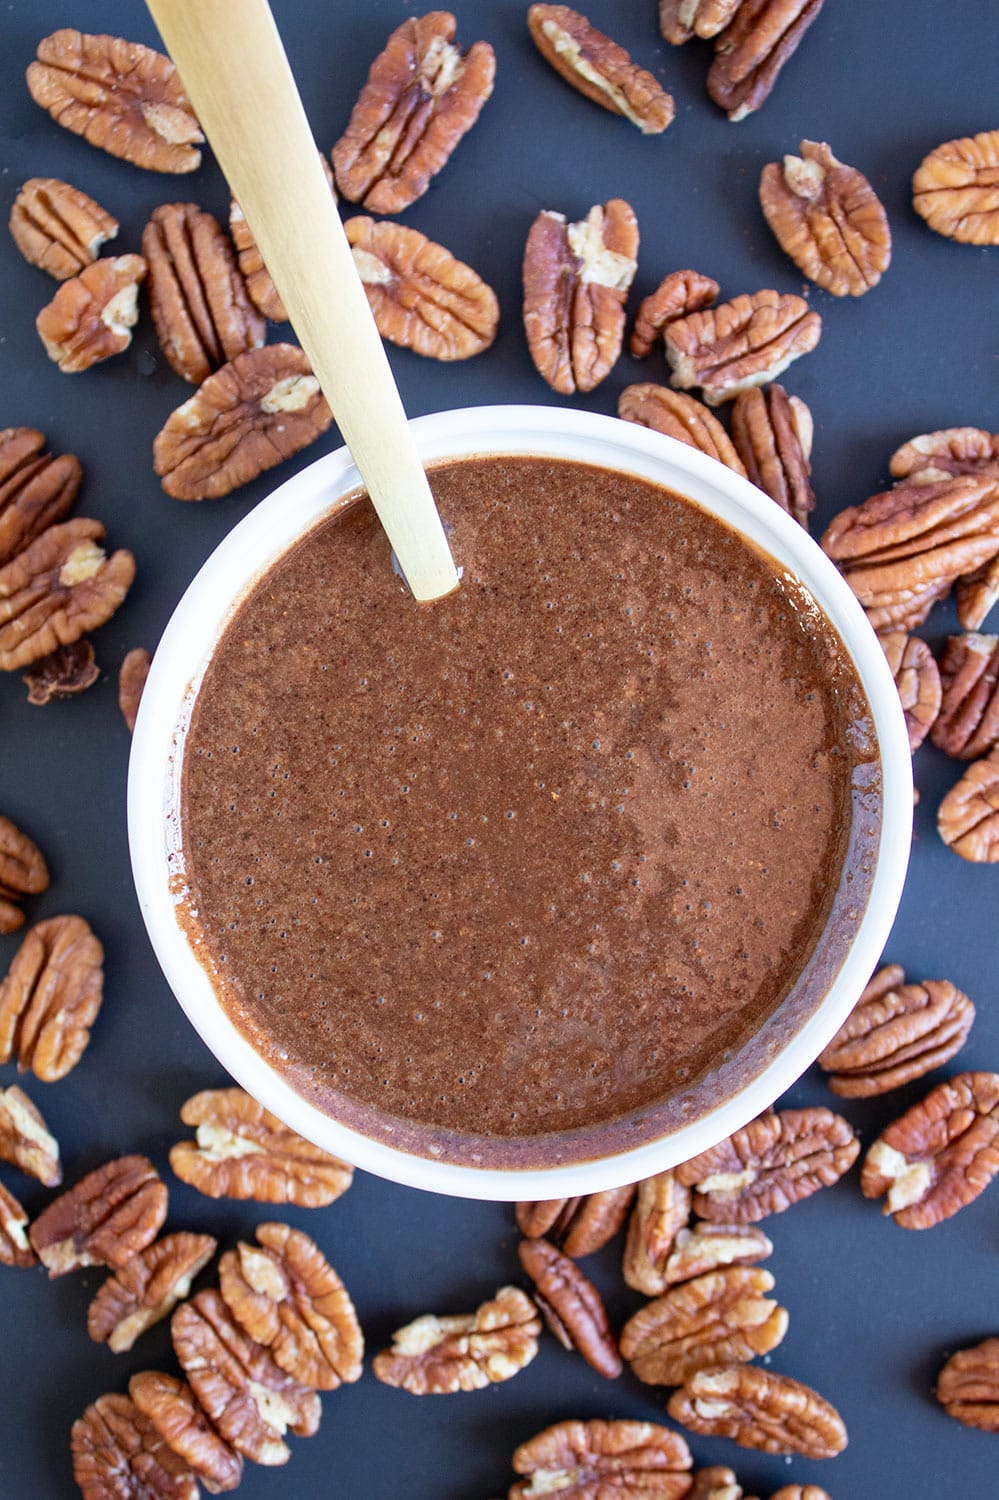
[{"left": 179, "top": 456, "right": 881, "bottom": 1168}]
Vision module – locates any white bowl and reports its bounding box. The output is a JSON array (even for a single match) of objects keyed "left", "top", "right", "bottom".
[{"left": 128, "top": 405, "right": 912, "bottom": 1201}]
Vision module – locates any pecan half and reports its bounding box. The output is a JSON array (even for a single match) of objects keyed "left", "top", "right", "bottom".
[
  {"left": 912, "top": 130, "right": 999, "bottom": 245},
  {"left": 0, "top": 814, "right": 49, "bottom": 934},
  {"left": 676, "top": 1108, "right": 859, "bottom": 1222},
  {"left": 153, "top": 344, "right": 332, "bottom": 501},
  {"left": 510, "top": 1419, "right": 693, "bottom": 1500},
  {"left": 345, "top": 216, "right": 498, "bottom": 360},
  {"left": 0, "top": 914, "right": 103, "bottom": 1080},
  {"left": 689, "top": 1467, "right": 746, "bottom": 1500},
  {"left": 332, "top": 12, "right": 495, "bottom": 213},
  {"left": 119, "top": 647, "right": 152, "bottom": 733},
  {"left": 88, "top": 1231, "right": 217, "bottom": 1353},
  {"left": 129, "top": 1372, "right": 242, "bottom": 1494},
  {"left": 937, "top": 1338, "right": 999, "bottom": 1432},
  {"left": 619, "top": 385, "right": 747, "bottom": 478},
  {"left": 26, "top": 29, "right": 202, "bottom": 174},
  {"left": 515, "top": 1184, "right": 636, "bottom": 1257},
  {"left": 630, "top": 269, "right": 719, "bottom": 360},
  {"left": 0, "top": 1179, "right": 35, "bottom": 1268},
  {"left": 143, "top": 203, "right": 265, "bottom": 385},
  {"left": 172, "top": 1288, "right": 321, "bottom": 1465},
  {"left": 0, "top": 517, "right": 135, "bottom": 672},
  {"left": 29, "top": 1154, "right": 167, "bottom": 1275},
  {"left": 771, "top": 1489, "right": 831, "bottom": 1500},
  {"left": 518, "top": 1236, "right": 621, "bottom": 1379},
  {"left": 0, "top": 427, "right": 81, "bottom": 567},
  {"left": 621, "top": 1267, "right": 788, "bottom": 1386},
  {"left": 10, "top": 177, "right": 118, "bottom": 280},
  {"left": 938, "top": 748, "right": 999, "bottom": 862},
  {"left": 23, "top": 639, "right": 100, "bottom": 704},
  {"left": 218, "top": 1222, "right": 363, "bottom": 1390},
  {"left": 660, "top": 1, "right": 742, "bottom": 44},
  {"left": 662, "top": 1223, "right": 773, "bottom": 1286},
  {"left": 862, "top": 1070, "right": 999, "bottom": 1227},
  {"left": 957, "top": 555, "right": 999, "bottom": 631},
  {"left": 760, "top": 140, "right": 891, "bottom": 296},
  {"left": 523, "top": 199, "right": 638, "bottom": 394},
  {"left": 668, "top": 1365, "right": 847, "bottom": 1457},
  {"left": 731, "top": 384, "right": 814, "bottom": 525},
  {"left": 72, "top": 1392, "right": 201, "bottom": 1500},
  {"left": 372, "top": 1284, "right": 540, "bottom": 1394},
  {"left": 0, "top": 1083, "right": 60, "bottom": 1186},
  {"left": 819, "top": 964, "right": 974, "bottom": 1098},
  {"left": 230, "top": 154, "right": 335, "bottom": 323},
  {"left": 665, "top": 290, "right": 821, "bottom": 406},
  {"left": 622, "top": 1169, "right": 692, "bottom": 1295},
  {"left": 527, "top": 6, "right": 674, "bottom": 134},
  {"left": 36, "top": 254, "right": 146, "bottom": 373},
  {"left": 707, "top": 0, "right": 825, "bottom": 122},
  {"left": 877, "top": 631, "right": 941, "bottom": 751},
  {"left": 932, "top": 633, "right": 999, "bottom": 760},
  {"left": 890, "top": 427, "right": 999, "bottom": 483},
  {"left": 169, "top": 1087, "right": 353, "bottom": 1206}
]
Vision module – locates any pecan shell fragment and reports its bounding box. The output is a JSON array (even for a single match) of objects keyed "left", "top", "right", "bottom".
[
  {"left": 877, "top": 631, "right": 941, "bottom": 751},
  {"left": 129, "top": 1371, "right": 242, "bottom": 1493},
  {"left": 9, "top": 177, "right": 118, "bottom": 280},
  {"left": 0, "top": 814, "right": 49, "bottom": 934},
  {"left": 931, "top": 633, "right": 999, "bottom": 760},
  {"left": 937, "top": 1338, "right": 999, "bottom": 1432},
  {"left": 760, "top": 140, "right": 890, "bottom": 296},
  {"left": 0, "top": 1179, "right": 36, "bottom": 1268},
  {"left": 660, "top": 1, "right": 742, "bottom": 44},
  {"left": 373, "top": 1284, "right": 540, "bottom": 1394},
  {"left": 619, "top": 385, "right": 746, "bottom": 478},
  {"left": 938, "top": 748, "right": 999, "bottom": 862},
  {"left": 29, "top": 1154, "right": 167, "bottom": 1275},
  {"left": 510, "top": 1418, "right": 693, "bottom": 1500},
  {"left": 620, "top": 1266, "right": 788, "bottom": 1386},
  {"left": 668, "top": 1364, "right": 847, "bottom": 1457},
  {"left": 630, "top": 269, "right": 719, "bottom": 361},
  {"left": 730, "top": 384, "right": 814, "bottom": 526},
  {"left": 912, "top": 130, "right": 999, "bottom": 246},
  {"left": 0, "top": 426, "right": 81, "bottom": 567},
  {"left": 23, "top": 639, "right": 99, "bottom": 704},
  {"left": 707, "top": 0, "right": 825, "bottom": 122},
  {"left": 88, "top": 1231, "right": 217, "bottom": 1353},
  {"left": 36, "top": 254, "right": 146, "bottom": 373},
  {"left": 72, "top": 1391, "right": 201, "bottom": 1500},
  {"left": 518, "top": 1236, "right": 621, "bottom": 1379},
  {"left": 665, "top": 290, "right": 821, "bottom": 406},
  {"left": 0, "top": 914, "right": 103, "bottom": 1080},
  {"left": 119, "top": 647, "right": 152, "bottom": 733},
  {"left": 527, "top": 6, "right": 674, "bottom": 134},
  {"left": 515, "top": 1183, "right": 635, "bottom": 1257},
  {"left": 622, "top": 1169, "right": 692, "bottom": 1295},
  {"left": 0, "top": 1083, "right": 61, "bottom": 1186}
]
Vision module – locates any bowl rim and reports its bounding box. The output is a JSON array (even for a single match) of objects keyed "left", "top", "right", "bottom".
[{"left": 128, "top": 404, "right": 913, "bottom": 1200}]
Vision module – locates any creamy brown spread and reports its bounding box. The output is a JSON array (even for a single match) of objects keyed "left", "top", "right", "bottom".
[{"left": 179, "top": 456, "right": 881, "bottom": 1168}]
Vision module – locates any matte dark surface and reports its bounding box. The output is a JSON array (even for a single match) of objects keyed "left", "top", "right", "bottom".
[{"left": 0, "top": 2, "right": 996, "bottom": 1496}]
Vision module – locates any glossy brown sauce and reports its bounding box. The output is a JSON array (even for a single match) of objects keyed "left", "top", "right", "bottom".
[{"left": 179, "top": 456, "right": 881, "bottom": 1167}]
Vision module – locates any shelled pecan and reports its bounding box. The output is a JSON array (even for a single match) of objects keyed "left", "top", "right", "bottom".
[
  {"left": 665, "top": 290, "right": 821, "bottom": 406},
  {"left": 0, "top": 1083, "right": 61, "bottom": 1186},
  {"left": 937, "top": 1338, "right": 999, "bottom": 1431},
  {"left": 29, "top": 1154, "right": 167, "bottom": 1275},
  {"left": 345, "top": 216, "right": 499, "bottom": 360},
  {"left": 931, "top": 633, "right": 999, "bottom": 759},
  {"left": 87, "top": 1232, "right": 217, "bottom": 1353},
  {"left": 707, "top": 0, "right": 825, "bottom": 122},
  {"left": 72, "top": 1391, "right": 202, "bottom": 1500},
  {"left": 36, "top": 254, "right": 146, "bottom": 373},
  {"left": 119, "top": 647, "right": 152, "bottom": 732},
  {"left": 889, "top": 427, "right": 999, "bottom": 483},
  {"left": 0, "top": 914, "right": 103, "bottom": 1080},
  {"left": 689, "top": 1467, "right": 746, "bottom": 1500},
  {"left": 771, "top": 1489, "right": 831, "bottom": 1500},
  {"left": 9, "top": 177, "right": 118, "bottom": 280},
  {"left": 510, "top": 1419, "right": 693, "bottom": 1500},
  {"left": 523, "top": 199, "right": 638, "bottom": 394},
  {"left": 620, "top": 1266, "right": 788, "bottom": 1386},
  {"left": 630, "top": 269, "right": 719, "bottom": 360},
  {"left": 819, "top": 964, "right": 974, "bottom": 1097},
  {"left": 332, "top": 12, "right": 495, "bottom": 213},
  {"left": 518, "top": 1236, "right": 621, "bottom": 1379},
  {"left": 0, "top": 427, "right": 81, "bottom": 567},
  {"left": 661, "top": 1223, "right": 773, "bottom": 1286},
  {"left": 877, "top": 631, "right": 941, "bottom": 750},
  {"left": 622, "top": 1169, "right": 692, "bottom": 1295},
  {"left": 23, "top": 639, "right": 99, "bottom": 705},
  {"left": 957, "top": 556, "right": 999, "bottom": 631},
  {"left": 514, "top": 1184, "right": 635, "bottom": 1257},
  {"left": 128, "top": 1372, "right": 242, "bottom": 1493},
  {"left": 26, "top": 29, "right": 202, "bottom": 173},
  {"left": 143, "top": 203, "right": 265, "bottom": 384},
  {"left": 527, "top": 6, "right": 674, "bottom": 133},
  {"left": 912, "top": 130, "right": 999, "bottom": 245},
  {"left": 0, "top": 815, "right": 49, "bottom": 934},
  {"left": 730, "top": 384, "right": 814, "bottom": 525},
  {"left": 373, "top": 1285, "right": 540, "bottom": 1394},
  {"left": 759, "top": 140, "right": 890, "bottom": 296},
  {"left": 230, "top": 153, "right": 336, "bottom": 323},
  {"left": 619, "top": 385, "right": 746, "bottom": 477},
  {"left": 0, "top": 1179, "right": 36, "bottom": 1267},
  {"left": 153, "top": 344, "right": 332, "bottom": 501},
  {"left": 938, "top": 748, "right": 999, "bottom": 862},
  {"left": 660, "top": 0, "right": 742, "bottom": 44},
  {"left": 668, "top": 1364, "right": 847, "bottom": 1457}
]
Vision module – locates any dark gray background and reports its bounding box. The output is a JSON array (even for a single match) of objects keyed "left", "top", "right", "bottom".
[{"left": 1, "top": 1, "right": 997, "bottom": 1495}]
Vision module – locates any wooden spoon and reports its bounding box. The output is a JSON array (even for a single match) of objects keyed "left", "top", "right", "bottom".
[{"left": 146, "top": 0, "right": 460, "bottom": 603}]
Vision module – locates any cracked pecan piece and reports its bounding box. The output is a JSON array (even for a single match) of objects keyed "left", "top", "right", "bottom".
[
  {"left": 10, "top": 177, "right": 118, "bottom": 280},
  {"left": 819, "top": 964, "right": 974, "bottom": 1098},
  {"left": 345, "top": 216, "right": 499, "bottom": 360},
  {"left": 523, "top": 199, "right": 638, "bottom": 394},
  {"left": 689, "top": 1467, "right": 747, "bottom": 1500},
  {"left": 219, "top": 1221, "right": 363, "bottom": 1390},
  {"left": 27, "top": 29, "right": 202, "bottom": 173},
  {"left": 88, "top": 1231, "right": 217, "bottom": 1353},
  {"left": 230, "top": 153, "right": 335, "bottom": 323},
  {"left": 912, "top": 130, "right": 999, "bottom": 245},
  {"left": 957, "top": 556, "right": 999, "bottom": 631},
  {"left": 669, "top": 1364, "right": 847, "bottom": 1457},
  {"left": 676, "top": 1107, "right": 859, "bottom": 1222},
  {"left": 0, "top": 814, "right": 49, "bottom": 934},
  {"left": 0, "top": 427, "right": 81, "bottom": 567},
  {"left": 938, "top": 747, "right": 999, "bottom": 862},
  {"left": 630, "top": 269, "right": 719, "bottom": 360},
  {"left": 890, "top": 427, "right": 999, "bottom": 484},
  {"left": 144, "top": 203, "right": 265, "bottom": 384},
  {"left": 937, "top": 1338, "right": 999, "bottom": 1431},
  {"left": 119, "top": 647, "right": 152, "bottom": 733},
  {"left": 622, "top": 1169, "right": 692, "bottom": 1295},
  {"left": 24, "top": 639, "right": 100, "bottom": 705},
  {"left": 731, "top": 384, "right": 814, "bottom": 526},
  {"left": 660, "top": 0, "right": 742, "bottom": 44},
  {"left": 153, "top": 344, "right": 332, "bottom": 501},
  {"left": 707, "top": 0, "right": 825, "bottom": 122},
  {"left": 760, "top": 140, "right": 891, "bottom": 296},
  {"left": 862, "top": 1070, "right": 999, "bottom": 1227},
  {"left": 373, "top": 1284, "right": 540, "bottom": 1394},
  {"left": 0, "top": 914, "right": 103, "bottom": 1080},
  {"left": 662, "top": 1223, "right": 773, "bottom": 1287},
  {"left": 510, "top": 1419, "right": 693, "bottom": 1500},
  {"left": 72, "top": 1391, "right": 201, "bottom": 1500},
  {"left": 170, "top": 1087, "right": 353, "bottom": 1205},
  {"left": 665, "top": 290, "right": 820, "bottom": 406},
  {"left": 932, "top": 633, "right": 999, "bottom": 760},
  {"left": 619, "top": 386, "right": 747, "bottom": 478},
  {"left": 527, "top": 6, "right": 674, "bottom": 134},
  {"left": 621, "top": 1266, "right": 788, "bottom": 1386},
  {"left": 518, "top": 1236, "right": 621, "bottom": 1379},
  {"left": 332, "top": 12, "right": 495, "bottom": 213},
  {"left": 0, "top": 1083, "right": 60, "bottom": 1186},
  {"left": 0, "top": 517, "right": 135, "bottom": 672},
  {"left": 36, "top": 254, "right": 146, "bottom": 373},
  {"left": 877, "top": 631, "right": 941, "bottom": 750},
  {"left": 515, "top": 1183, "right": 635, "bottom": 1257},
  {"left": 129, "top": 1372, "right": 242, "bottom": 1494},
  {"left": 0, "top": 1179, "right": 35, "bottom": 1267},
  {"left": 29, "top": 1154, "right": 167, "bottom": 1275}
]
